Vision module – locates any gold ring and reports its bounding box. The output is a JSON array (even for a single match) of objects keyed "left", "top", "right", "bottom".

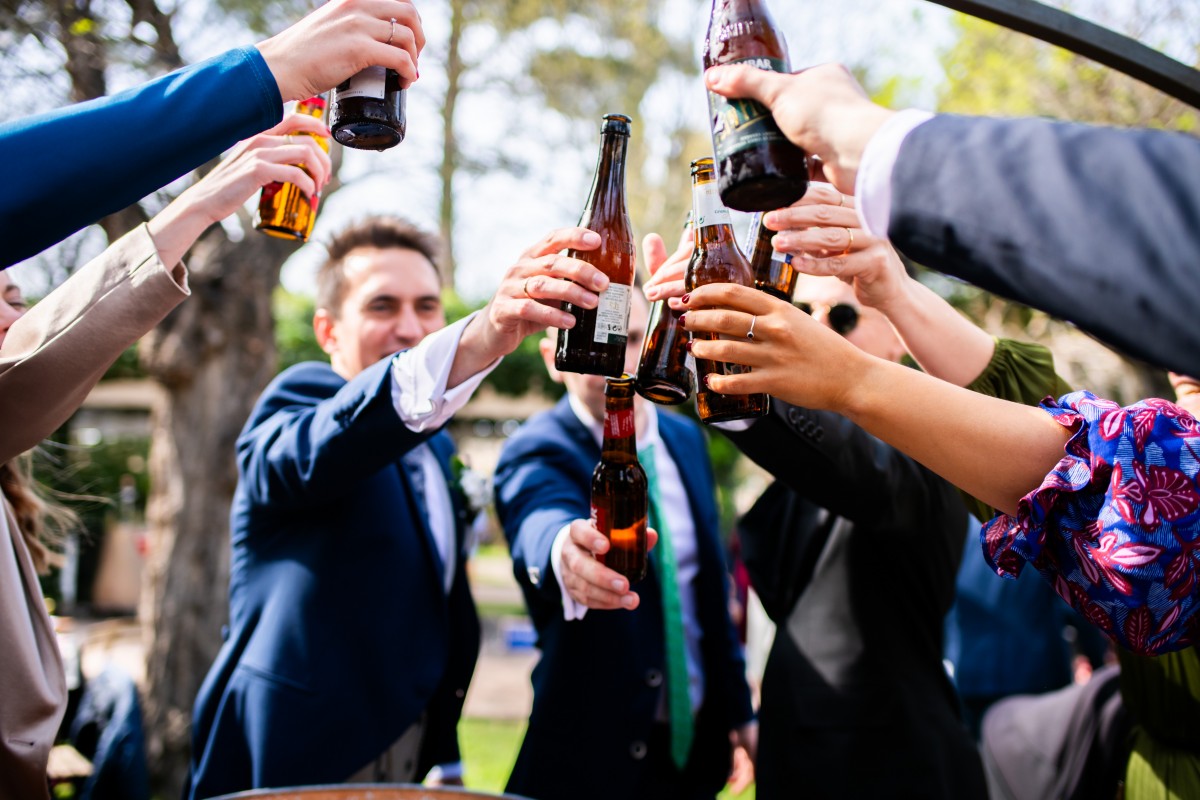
[
  {"left": 746, "top": 315, "right": 757, "bottom": 341},
  {"left": 386, "top": 17, "right": 397, "bottom": 46},
  {"left": 523, "top": 278, "right": 533, "bottom": 298},
  {"left": 838, "top": 227, "right": 854, "bottom": 257},
  {"left": 836, "top": 193, "right": 846, "bottom": 207}
]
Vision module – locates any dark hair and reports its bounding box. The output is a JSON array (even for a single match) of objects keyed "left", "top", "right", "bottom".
[{"left": 317, "top": 216, "right": 444, "bottom": 314}]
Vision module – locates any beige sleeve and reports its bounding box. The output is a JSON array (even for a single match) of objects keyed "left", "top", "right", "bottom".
[{"left": 0, "top": 224, "right": 189, "bottom": 461}]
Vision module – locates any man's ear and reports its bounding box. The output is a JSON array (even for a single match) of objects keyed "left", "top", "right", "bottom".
[
  {"left": 539, "top": 333, "right": 565, "bottom": 385},
  {"left": 313, "top": 308, "right": 338, "bottom": 357}
]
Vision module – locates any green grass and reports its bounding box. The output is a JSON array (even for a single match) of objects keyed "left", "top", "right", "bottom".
[{"left": 459, "top": 716, "right": 754, "bottom": 798}]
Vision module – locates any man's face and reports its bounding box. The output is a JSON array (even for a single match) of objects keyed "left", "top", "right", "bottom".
[
  {"left": 792, "top": 274, "right": 904, "bottom": 363},
  {"left": 316, "top": 246, "right": 445, "bottom": 379},
  {"left": 541, "top": 291, "right": 649, "bottom": 422}
]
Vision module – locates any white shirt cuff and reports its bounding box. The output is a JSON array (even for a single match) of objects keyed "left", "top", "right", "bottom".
[
  {"left": 389, "top": 311, "right": 500, "bottom": 432},
  {"left": 855, "top": 109, "right": 936, "bottom": 239},
  {"left": 550, "top": 523, "right": 588, "bottom": 621}
]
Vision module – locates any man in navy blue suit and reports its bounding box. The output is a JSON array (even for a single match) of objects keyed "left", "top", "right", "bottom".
[
  {"left": 493, "top": 289, "right": 756, "bottom": 800},
  {"left": 186, "top": 216, "right": 613, "bottom": 798}
]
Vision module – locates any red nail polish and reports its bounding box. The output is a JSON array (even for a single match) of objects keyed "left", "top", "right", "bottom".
[
  {"left": 679, "top": 312, "right": 687, "bottom": 326},
  {"left": 681, "top": 293, "right": 691, "bottom": 303},
  {"left": 685, "top": 339, "right": 692, "bottom": 352},
  {"left": 703, "top": 374, "right": 712, "bottom": 389}
]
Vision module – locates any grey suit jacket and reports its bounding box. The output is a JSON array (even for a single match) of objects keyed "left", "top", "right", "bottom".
[
  {"left": 890, "top": 114, "right": 1200, "bottom": 377},
  {"left": 0, "top": 225, "right": 188, "bottom": 800}
]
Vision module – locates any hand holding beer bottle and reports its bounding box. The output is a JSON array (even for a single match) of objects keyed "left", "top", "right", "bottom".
[{"left": 256, "top": 96, "right": 331, "bottom": 242}]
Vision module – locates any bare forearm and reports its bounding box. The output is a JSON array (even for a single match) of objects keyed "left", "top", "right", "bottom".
[
  {"left": 145, "top": 197, "right": 214, "bottom": 269},
  {"left": 842, "top": 357, "right": 1069, "bottom": 514},
  {"left": 879, "top": 277, "right": 995, "bottom": 387}
]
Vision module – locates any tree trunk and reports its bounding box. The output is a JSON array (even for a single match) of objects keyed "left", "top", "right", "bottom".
[
  {"left": 438, "top": 0, "right": 466, "bottom": 282},
  {"left": 138, "top": 225, "right": 292, "bottom": 797}
]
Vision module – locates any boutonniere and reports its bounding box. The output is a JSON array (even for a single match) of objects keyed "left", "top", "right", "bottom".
[{"left": 450, "top": 455, "right": 491, "bottom": 519}]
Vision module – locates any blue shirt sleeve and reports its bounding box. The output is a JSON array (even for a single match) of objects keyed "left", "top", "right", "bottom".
[{"left": 1, "top": 45, "right": 282, "bottom": 269}]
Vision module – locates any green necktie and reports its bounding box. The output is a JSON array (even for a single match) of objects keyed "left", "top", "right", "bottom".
[{"left": 640, "top": 443, "right": 694, "bottom": 771}]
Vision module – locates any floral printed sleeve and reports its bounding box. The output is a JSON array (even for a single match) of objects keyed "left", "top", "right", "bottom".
[{"left": 981, "top": 391, "right": 1200, "bottom": 656}]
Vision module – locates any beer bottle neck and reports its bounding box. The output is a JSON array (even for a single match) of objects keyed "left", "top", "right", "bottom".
[
  {"left": 691, "top": 177, "right": 738, "bottom": 247},
  {"left": 600, "top": 395, "right": 638, "bottom": 461},
  {"left": 586, "top": 132, "right": 629, "bottom": 219}
]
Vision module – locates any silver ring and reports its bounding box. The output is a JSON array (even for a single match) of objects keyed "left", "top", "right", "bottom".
[
  {"left": 746, "top": 315, "right": 757, "bottom": 340},
  {"left": 386, "top": 17, "right": 397, "bottom": 46}
]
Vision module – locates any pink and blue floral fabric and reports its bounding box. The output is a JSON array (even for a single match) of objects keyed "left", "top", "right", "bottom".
[{"left": 982, "top": 391, "right": 1200, "bottom": 656}]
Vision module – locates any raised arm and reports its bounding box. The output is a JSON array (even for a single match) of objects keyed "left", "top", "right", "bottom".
[
  {"left": 3, "top": 0, "right": 424, "bottom": 268},
  {"left": 0, "top": 114, "right": 332, "bottom": 462},
  {"left": 681, "top": 283, "right": 1068, "bottom": 516}
]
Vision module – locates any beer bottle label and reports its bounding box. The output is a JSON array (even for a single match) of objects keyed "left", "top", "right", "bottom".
[
  {"left": 693, "top": 181, "right": 732, "bottom": 229},
  {"left": 708, "top": 56, "right": 789, "bottom": 161},
  {"left": 335, "top": 66, "right": 387, "bottom": 100},
  {"left": 603, "top": 407, "right": 636, "bottom": 439},
  {"left": 593, "top": 283, "right": 632, "bottom": 345}
]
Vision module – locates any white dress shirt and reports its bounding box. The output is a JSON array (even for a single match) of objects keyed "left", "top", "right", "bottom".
[
  {"left": 550, "top": 395, "right": 706, "bottom": 712},
  {"left": 854, "top": 108, "right": 936, "bottom": 238},
  {"left": 388, "top": 311, "right": 498, "bottom": 593}
]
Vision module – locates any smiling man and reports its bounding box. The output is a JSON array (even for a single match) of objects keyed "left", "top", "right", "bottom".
[{"left": 187, "top": 215, "right": 610, "bottom": 798}]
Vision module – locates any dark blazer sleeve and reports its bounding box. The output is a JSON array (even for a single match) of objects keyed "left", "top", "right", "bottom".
[
  {"left": 726, "top": 400, "right": 949, "bottom": 531},
  {"left": 1, "top": 46, "right": 281, "bottom": 268},
  {"left": 236, "top": 358, "right": 433, "bottom": 510},
  {"left": 493, "top": 417, "right": 593, "bottom": 609},
  {"left": 890, "top": 114, "right": 1200, "bottom": 377}
]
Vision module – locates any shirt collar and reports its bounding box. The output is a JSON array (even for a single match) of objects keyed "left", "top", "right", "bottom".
[{"left": 566, "top": 391, "right": 660, "bottom": 452}]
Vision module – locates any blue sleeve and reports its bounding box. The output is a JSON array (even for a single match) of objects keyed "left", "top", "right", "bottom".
[
  {"left": 237, "top": 359, "right": 430, "bottom": 511},
  {"left": 2, "top": 46, "right": 282, "bottom": 268},
  {"left": 493, "top": 425, "right": 592, "bottom": 608},
  {"left": 891, "top": 115, "right": 1200, "bottom": 378}
]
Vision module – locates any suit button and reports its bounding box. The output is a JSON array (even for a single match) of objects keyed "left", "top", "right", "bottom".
[
  {"left": 645, "top": 669, "right": 663, "bottom": 688},
  {"left": 787, "top": 407, "right": 804, "bottom": 426},
  {"left": 527, "top": 566, "right": 541, "bottom": 586},
  {"left": 630, "top": 740, "right": 647, "bottom": 760},
  {"left": 455, "top": 688, "right": 466, "bottom": 699}
]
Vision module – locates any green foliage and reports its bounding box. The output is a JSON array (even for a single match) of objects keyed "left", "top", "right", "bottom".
[{"left": 273, "top": 287, "right": 324, "bottom": 371}]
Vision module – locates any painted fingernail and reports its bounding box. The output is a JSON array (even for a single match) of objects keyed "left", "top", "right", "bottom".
[
  {"left": 703, "top": 374, "right": 712, "bottom": 389},
  {"left": 681, "top": 293, "right": 691, "bottom": 303},
  {"left": 679, "top": 312, "right": 687, "bottom": 326},
  {"left": 685, "top": 339, "right": 692, "bottom": 352}
]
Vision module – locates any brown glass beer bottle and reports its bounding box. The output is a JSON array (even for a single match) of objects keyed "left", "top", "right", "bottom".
[
  {"left": 636, "top": 215, "right": 695, "bottom": 405},
  {"left": 746, "top": 212, "right": 797, "bottom": 301},
  {"left": 591, "top": 375, "right": 648, "bottom": 582},
  {"left": 330, "top": 67, "right": 406, "bottom": 150},
  {"left": 704, "top": 0, "right": 808, "bottom": 211},
  {"left": 556, "top": 114, "right": 636, "bottom": 377},
  {"left": 686, "top": 157, "right": 770, "bottom": 423},
  {"left": 256, "top": 96, "right": 330, "bottom": 242}
]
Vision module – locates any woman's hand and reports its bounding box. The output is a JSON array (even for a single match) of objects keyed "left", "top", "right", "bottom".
[
  {"left": 643, "top": 227, "right": 694, "bottom": 309},
  {"left": 681, "top": 283, "right": 869, "bottom": 411},
  {"left": 765, "top": 182, "right": 910, "bottom": 312}
]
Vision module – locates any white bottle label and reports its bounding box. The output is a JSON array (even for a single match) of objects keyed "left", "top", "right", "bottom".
[
  {"left": 693, "top": 181, "right": 732, "bottom": 228},
  {"left": 593, "top": 283, "right": 632, "bottom": 345},
  {"left": 335, "top": 66, "right": 387, "bottom": 101}
]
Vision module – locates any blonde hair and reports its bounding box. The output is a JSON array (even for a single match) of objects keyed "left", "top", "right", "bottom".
[{"left": 0, "top": 453, "right": 79, "bottom": 575}]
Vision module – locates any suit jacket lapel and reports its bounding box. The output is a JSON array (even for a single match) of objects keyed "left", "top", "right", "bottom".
[{"left": 395, "top": 447, "right": 445, "bottom": 581}]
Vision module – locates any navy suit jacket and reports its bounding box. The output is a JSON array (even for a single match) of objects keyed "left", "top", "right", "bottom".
[
  {"left": 890, "top": 114, "right": 1200, "bottom": 377},
  {"left": 493, "top": 398, "right": 753, "bottom": 800},
  {"left": 186, "top": 358, "right": 480, "bottom": 799}
]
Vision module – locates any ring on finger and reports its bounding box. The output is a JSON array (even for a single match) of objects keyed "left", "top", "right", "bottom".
[
  {"left": 523, "top": 278, "right": 533, "bottom": 298},
  {"left": 838, "top": 227, "right": 855, "bottom": 257},
  {"left": 746, "top": 314, "right": 758, "bottom": 341},
  {"left": 385, "top": 17, "right": 397, "bottom": 46}
]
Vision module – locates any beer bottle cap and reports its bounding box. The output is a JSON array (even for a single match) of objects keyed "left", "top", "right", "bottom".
[{"left": 602, "top": 113, "right": 632, "bottom": 136}]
